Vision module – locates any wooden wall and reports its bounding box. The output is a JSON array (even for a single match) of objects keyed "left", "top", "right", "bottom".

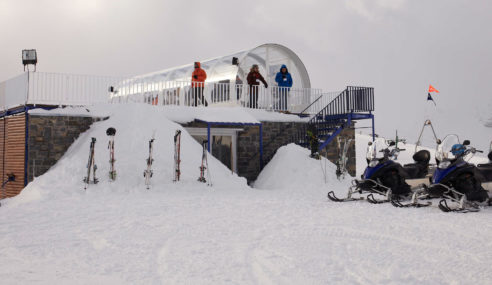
[{"left": 0, "top": 113, "right": 26, "bottom": 199}]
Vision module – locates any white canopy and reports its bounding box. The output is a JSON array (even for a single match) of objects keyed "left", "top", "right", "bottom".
[{"left": 132, "top": 43, "right": 311, "bottom": 89}]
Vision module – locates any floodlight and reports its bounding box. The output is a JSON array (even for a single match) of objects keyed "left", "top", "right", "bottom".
[{"left": 22, "top": 49, "right": 38, "bottom": 71}]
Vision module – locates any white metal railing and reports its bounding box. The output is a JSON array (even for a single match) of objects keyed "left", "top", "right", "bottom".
[
  {"left": 0, "top": 72, "right": 329, "bottom": 114},
  {"left": 27, "top": 72, "right": 124, "bottom": 106},
  {"left": 0, "top": 72, "right": 124, "bottom": 109},
  {"left": 110, "top": 79, "right": 323, "bottom": 113},
  {"left": 0, "top": 73, "right": 29, "bottom": 110}
]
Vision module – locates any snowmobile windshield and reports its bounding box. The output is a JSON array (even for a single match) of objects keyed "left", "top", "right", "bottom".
[
  {"left": 366, "top": 138, "right": 389, "bottom": 161},
  {"left": 436, "top": 134, "right": 460, "bottom": 161}
]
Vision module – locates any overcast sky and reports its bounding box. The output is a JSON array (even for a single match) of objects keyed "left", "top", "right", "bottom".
[{"left": 1, "top": 0, "right": 491, "bottom": 149}]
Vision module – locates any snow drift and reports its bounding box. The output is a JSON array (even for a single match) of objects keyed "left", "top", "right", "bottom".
[
  {"left": 4, "top": 103, "right": 249, "bottom": 207},
  {"left": 254, "top": 143, "right": 349, "bottom": 198}
]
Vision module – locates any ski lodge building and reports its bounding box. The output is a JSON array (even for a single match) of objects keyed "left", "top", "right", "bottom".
[{"left": 0, "top": 43, "right": 375, "bottom": 198}]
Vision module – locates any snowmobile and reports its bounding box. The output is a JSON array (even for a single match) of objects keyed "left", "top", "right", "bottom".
[
  {"left": 328, "top": 138, "right": 431, "bottom": 205},
  {"left": 422, "top": 135, "right": 491, "bottom": 212},
  {"left": 476, "top": 141, "right": 492, "bottom": 191}
]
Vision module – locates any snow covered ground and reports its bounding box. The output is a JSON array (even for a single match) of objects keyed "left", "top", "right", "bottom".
[{"left": 1, "top": 104, "right": 492, "bottom": 284}]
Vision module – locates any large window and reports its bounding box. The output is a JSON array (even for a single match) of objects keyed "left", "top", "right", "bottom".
[{"left": 186, "top": 127, "right": 242, "bottom": 173}]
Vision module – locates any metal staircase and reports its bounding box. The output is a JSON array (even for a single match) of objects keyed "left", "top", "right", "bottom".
[{"left": 294, "top": 86, "right": 375, "bottom": 151}]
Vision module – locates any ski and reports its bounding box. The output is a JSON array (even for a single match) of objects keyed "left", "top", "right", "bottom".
[
  {"left": 335, "top": 137, "right": 353, "bottom": 180},
  {"left": 390, "top": 188, "right": 432, "bottom": 208},
  {"left": 438, "top": 198, "right": 480, "bottom": 213},
  {"left": 328, "top": 179, "right": 390, "bottom": 203},
  {"left": 391, "top": 199, "right": 431, "bottom": 208},
  {"left": 327, "top": 191, "right": 364, "bottom": 202},
  {"left": 144, "top": 136, "right": 155, "bottom": 189},
  {"left": 106, "top": 127, "right": 116, "bottom": 181},
  {"left": 366, "top": 193, "right": 391, "bottom": 204},
  {"left": 198, "top": 140, "right": 212, "bottom": 186},
  {"left": 173, "top": 130, "right": 181, "bottom": 182},
  {"left": 83, "top": 137, "right": 99, "bottom": 189}
]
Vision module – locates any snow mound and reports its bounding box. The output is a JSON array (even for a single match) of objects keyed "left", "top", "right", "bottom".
[
  {"left": 254, "top": 144, "right": 349, "bottom": 196},
  {"left": 4, "top": 103, "right": 249, "bottom": 207}
]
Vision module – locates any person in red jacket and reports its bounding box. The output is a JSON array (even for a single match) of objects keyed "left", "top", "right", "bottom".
[
  {"left": 246, "top": 64, "right": 268, "bottom": 108},
  {"left": 191, "top": 62, "right": 208, "bottom": 106}
]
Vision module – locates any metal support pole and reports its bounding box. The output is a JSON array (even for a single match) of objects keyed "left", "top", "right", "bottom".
[
  {"left": 371, "top": 114, "right": 375, "bottom": 141},
  {"left": 24, "top": 106, "right": 29, "bottom": 186},
  {"left": 259, "top": 124, "right": 263, "bottom": 169},
  {"left": 207, "top": 123, "right": 211, "bottom": 152}
]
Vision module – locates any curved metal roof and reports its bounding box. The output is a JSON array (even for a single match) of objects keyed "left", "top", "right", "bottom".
[{"left": 133, "top": 43, "right": 311, "bottom": 89}]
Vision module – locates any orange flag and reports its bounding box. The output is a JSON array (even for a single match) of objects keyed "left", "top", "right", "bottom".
[{"left": 428, "top": 85, "right": 439, "bottom": 93}]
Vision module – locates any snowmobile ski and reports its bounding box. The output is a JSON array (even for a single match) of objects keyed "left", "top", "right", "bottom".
[
  {"left": 391, "top": 199, "right": 431, "bottom": 208},
  {"left": 328, "top": 179, "right": 391, "bottom": 203},
  {"left": 173, "top": 130, "right": 181, "bottom": 182},
  {"left": 83, "top": 137, "right": 99, "bottom": 189},
  {"left": 144, "top": 136, "right": 155, "bottom": 189},
  {"left": 327, "top": 191, "right": 364, "bottom": 202},
  {"left": 107, "top": 127, "right": 116, "bottom": 181},
  {"left": 390, "top": 187, "right": 432, "bottom": 208},
  {"left": 438, "top": 199, "right": 480, "bottom": 213},
  {"left": 366, "top": 193, "right": 391, "bottom": 204}
]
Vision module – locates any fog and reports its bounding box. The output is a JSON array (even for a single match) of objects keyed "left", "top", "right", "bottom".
[{"left": 1, "top": 0, "right": 491, "bottom": 149}]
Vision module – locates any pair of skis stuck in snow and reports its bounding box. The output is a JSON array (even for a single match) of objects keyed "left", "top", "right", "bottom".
[
  {"left": 83, "top": 127, "right": 116, "bottom": 189},
  {"left": 143, "top": 130, "right": 212, "bottom": 188},
  {"left": 143, "top": 129, "right": 183, "bottom": 189},
  {"left": 84, "top": 128, "right": 211, "bottom": 190},
  {"left": 198, "top": 140, "right": 212, "bottom": 186}
]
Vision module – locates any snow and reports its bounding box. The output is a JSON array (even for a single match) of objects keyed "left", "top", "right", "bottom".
[
  {"left": 1, "top": 103, "right": 492, "bottom": 284},
  {"left": 254, "top": 143, "right": 348, "bottom": 196},
  {"left": 28, "top": 105, "right": 111, "bottom": 118},
  {"left": 28, "top": 104, "right": 306, "bottom": 125},
  {"left": 245, "top": 108, "right": 309, "bottom": 122}
]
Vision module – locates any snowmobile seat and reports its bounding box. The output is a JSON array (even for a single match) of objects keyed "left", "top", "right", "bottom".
[
  {"left": 403, "top": 163, "right": 427, "bottom": 179},
  {"left": 413, "top": 150, "right": 431, "bottom": 164},
  {"left": 477, "top": 162, "right": 492, "bottom": 182},
  {"left": 403, "top": 150, "right": 431, "bottom": 179}
]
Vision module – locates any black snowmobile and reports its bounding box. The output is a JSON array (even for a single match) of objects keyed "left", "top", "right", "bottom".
[
  {"left": 476, "top": 142, "right": 492, "bottom": 188},
  {"left": 328, "top": 138, "right": 431, "bottom": 205},
  {"left": 414, "top": 135, "right": 492, "bottom": 213}
]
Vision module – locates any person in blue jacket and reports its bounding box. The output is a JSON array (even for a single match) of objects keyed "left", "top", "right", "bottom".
[{"left": 275, "top": 65, "right": 293, "bottom": 111}]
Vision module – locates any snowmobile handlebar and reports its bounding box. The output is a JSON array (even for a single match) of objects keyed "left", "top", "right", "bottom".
[{"left": 467, "top": 147, "right": 483, "bottom": 154}]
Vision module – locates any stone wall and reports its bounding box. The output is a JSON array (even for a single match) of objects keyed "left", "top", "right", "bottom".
[
  {"left": 179, "top": 120, "right": 356, "bottom": 183},
  {"left": 25, "top": 115, "right": 356, "bottom": 187},
  {"left": 237, "top": 122, "right": 306, "bottom": 183},
  {"left": 26, "top": 115, "right": 104, "bottom": 182},
  {"left": 237, "top": 122, "right": 356, "bottom": 182},
  {"left": 320, "top": 126, "right": 356, "bottom": 177}
]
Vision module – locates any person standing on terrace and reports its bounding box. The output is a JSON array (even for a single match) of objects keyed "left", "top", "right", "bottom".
[
  {"left": 191, "top": 62, "right": 208, "bottom": 106},
  {"left": 275, "top": 64, "right": 293, "bottom": 111},
  {"left": 246, "top": 64, "right": 268, "bottom": 109}
]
